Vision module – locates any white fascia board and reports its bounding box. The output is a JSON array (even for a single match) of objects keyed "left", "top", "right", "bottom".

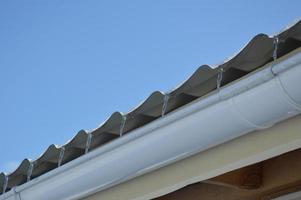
[{"left": 1, "top": 51, "right": 301, "bottom": 200}]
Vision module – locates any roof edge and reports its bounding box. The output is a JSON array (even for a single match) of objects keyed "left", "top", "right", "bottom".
[{"left": 1, "top": 48, "right": 301, "bottom": 200}]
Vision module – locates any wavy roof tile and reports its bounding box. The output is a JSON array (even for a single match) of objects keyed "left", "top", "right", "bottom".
[{"left": 1, "top": 20, "right": 301, "bottom": 195}]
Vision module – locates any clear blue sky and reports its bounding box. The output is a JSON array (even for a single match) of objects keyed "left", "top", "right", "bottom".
[{"left": 0, "top": 0, "right": 300, "bottom": 173}]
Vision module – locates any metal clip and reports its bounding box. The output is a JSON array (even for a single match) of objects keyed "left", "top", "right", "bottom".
[
  {"left": 27, "top": 161, "right": 35, "bottom": 182},
  {"left": 58, "top": 146, "right": 65, "bottom": 167},
  {"left": 217, "top": 67, "right": 224, "bottom": 90},
  {"left": 273, "top": 36, "right": 279, "bottom": 61},
  {"left": 2, "top": 174, "right": 8, "bottom": 194},
  {"left": 119, "top": 115, "right": 127, "bottom": 137},
  {"left": 217, "top": 67, "right": 224, "bottom": 100},
  {"left": 162, "top": 94, "right": 170, "bottom": 117},
  {"left": 85, "top": 133, "right": 93, "bottom": 154}
]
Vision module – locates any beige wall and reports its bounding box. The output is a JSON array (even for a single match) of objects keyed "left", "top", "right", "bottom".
[{"left": 84, "top": 114, "right": 301, "bottom": 200}]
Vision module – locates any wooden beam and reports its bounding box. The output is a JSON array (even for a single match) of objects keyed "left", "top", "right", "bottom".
[
  {"left": 156, "top": 149, "right": 301, "bottom": 200},
  {"left": 204, "top": 163, "right": 263, "bottom": 190}
]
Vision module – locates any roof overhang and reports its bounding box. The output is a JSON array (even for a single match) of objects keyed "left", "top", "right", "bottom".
[{"left": 1, "top": 47, "right": 301, "bottom": 200}]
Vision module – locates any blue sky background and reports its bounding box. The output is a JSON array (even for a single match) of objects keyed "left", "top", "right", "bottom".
[{"left": 0, "top": 0, "right": 300, "bottom": 173}]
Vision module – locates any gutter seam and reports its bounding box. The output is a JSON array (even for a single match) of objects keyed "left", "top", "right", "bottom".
[
  {"left": 228, "top": 98, "right": 268, "bottom": 130},
  {"left": 274, "top": 76, "right": 301, "bottom": 110}
]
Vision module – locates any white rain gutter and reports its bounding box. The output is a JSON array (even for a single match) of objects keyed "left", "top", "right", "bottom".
[{"left": 1, "top": 50, "right": 301, "bottom": 200}]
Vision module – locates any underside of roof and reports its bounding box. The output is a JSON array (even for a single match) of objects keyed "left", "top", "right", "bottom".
[{"left": 1, "top": 20, "right": 301, "bottom": 195}]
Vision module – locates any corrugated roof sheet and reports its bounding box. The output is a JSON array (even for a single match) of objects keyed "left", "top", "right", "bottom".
[{"left": 1, "top": 20, "right": 301, "bottom": 195}]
